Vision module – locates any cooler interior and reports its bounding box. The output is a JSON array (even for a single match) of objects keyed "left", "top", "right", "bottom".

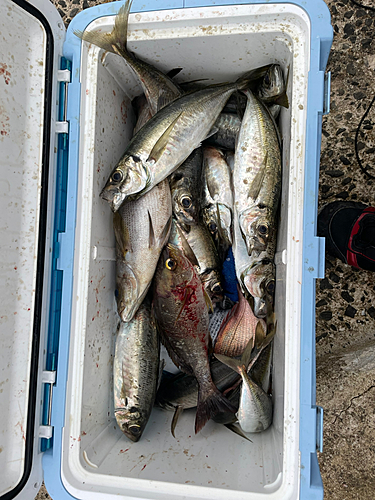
[{"left": 62, "top": 4, "right": 310, "bottom": 499}]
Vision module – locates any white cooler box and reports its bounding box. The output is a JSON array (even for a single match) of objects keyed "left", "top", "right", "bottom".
[{"left": 0, "top": 0, "right": 332, "bottom": 499}]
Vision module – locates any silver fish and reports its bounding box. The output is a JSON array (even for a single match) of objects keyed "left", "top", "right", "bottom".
[
  {"left": 114, "top": 300, "right": 160, "bottom": 442},
  {"left": 202, "top": 145, "right": 233, "bottom": 260},
  {"left": 233, "top": 89, "right": 281, "bottom": 256},
  {"left": 114, "top": 180, "right": 172, "bottom": 322},
  {"left": 100, "top": 72, "right": 260, "bottom": 212},
  {"left": 207, "top": 113, "right": 241, "bottom": 150},
  {"left": 169, "top": 219, "right": 223, "bottom": 302},
  {"left": 168, "top": 147, "right": 203, "bottom": 227},
  {"left": 74, "top": 0, "right": 181, "bottom": 116}
]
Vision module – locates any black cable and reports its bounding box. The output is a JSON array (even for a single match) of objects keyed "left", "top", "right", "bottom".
[
  {"left": 355, "top": 94, "right": 375, "bottom": 180},
  {"left": 350, "top": 0, "right": 375, "bottom": 12}
]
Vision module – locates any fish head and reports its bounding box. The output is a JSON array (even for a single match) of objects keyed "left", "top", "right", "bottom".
[
  {"left": 115, "top": 262, "right": 140, "bottom": 322},
  {"left": 239, "top": 207, "right": 272, "bottom": 256},
  {"left": 201, "top": 269, "right": 223, "bottom": 303},
  {"left": 172, "top": 188, "right": 199, "bottom": 226},
  {"left": 242, "top": 260, "right": 275, "bottom": 318},
  {"left": 257, "top": 64, "right": 286, "bottom": 103},
  {"left": 154, "top": 244, "right": 195, "bottom": 297},
  {"left": 115, "top": 407, "right": 147, "bottom": 442},
  {"left": 203, "top": 204, "right": 232, "bottom": 257},
  {"left": 100, "top": 155, "right": 149, "bottom": 212}
]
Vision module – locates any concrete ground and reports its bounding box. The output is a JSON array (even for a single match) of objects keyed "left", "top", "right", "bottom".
[{"left": 36, "top": 0, "right": 375, "bottom": 498}]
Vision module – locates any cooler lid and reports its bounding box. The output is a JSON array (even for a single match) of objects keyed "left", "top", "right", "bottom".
[{"left": 0, "top": 0, "right": 65, "bottom": 497}]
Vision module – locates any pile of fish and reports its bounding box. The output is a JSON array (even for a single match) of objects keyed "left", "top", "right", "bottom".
[{"left": 75, "top": 0, "right": 287, "bottom": 442}]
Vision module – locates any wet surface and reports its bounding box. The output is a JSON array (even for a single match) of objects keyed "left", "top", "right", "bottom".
[{"left": 35, "top": 1, "right": 375, "bottom": 499}]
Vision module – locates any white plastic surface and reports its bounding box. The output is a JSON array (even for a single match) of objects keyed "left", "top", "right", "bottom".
[
  {"left": 0, "top": 0, "right": 65, "bottom": 497},
  {"left": 63, "top": 4, "right": 310, "bottom": 499},
  {"left": 0, "top": 0, "right": 46, "bottom": 494}
]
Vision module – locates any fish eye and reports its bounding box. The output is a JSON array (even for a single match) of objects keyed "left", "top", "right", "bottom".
[
  {"left": 258, "top": 224, "right": 268, "bottom": 235},
  {"left": 266, "top": 280, "right": 275, "bottom": 294},
  {"left": 181, "top": 197, "right": 192, "bottom": 209},
  {"left": 264, "top": 74, "right": 271, "bottom": 86},
  {"left": 128, "top": 425, "right": 141, "bottom": 436},
  {"left": 131, "top": 155, "right": 141, "bottom": 163},
  {"left": 208, "top": 221, "right": 217, "bottom": 233},
  {"left": 115, "top": 289, "right": 119, "bottom": 298},
  {"left": 165, "top": 258, "right": 177, "bottom": 271},
  {"left": 112, "top": 170, "right": 123, "bottom": 183},
  {"left": 212, "top": 283, "right": 222, "bottom": 294}
]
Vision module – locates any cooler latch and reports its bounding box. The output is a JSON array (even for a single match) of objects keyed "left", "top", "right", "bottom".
[
  {"left": 323, "top": 71, "right": 331, "bottom": 115},
  {"left": 316, "top": 405, "right": 324, "bottom": 452},
  {"left": 40, "top": 370, "right": 56, "bottom": 440}
]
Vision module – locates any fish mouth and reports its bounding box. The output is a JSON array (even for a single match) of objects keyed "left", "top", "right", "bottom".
[
  {"left": 253, "top": 296, "right": 267, "bottom": 318},
  {"left": 100, "top": 187, "right": 125, "bottom": 213}
]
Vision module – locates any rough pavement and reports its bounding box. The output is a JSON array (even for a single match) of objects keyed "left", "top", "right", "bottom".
[{"left": 34, "top": 1, "right": 375, "bottom": 499}]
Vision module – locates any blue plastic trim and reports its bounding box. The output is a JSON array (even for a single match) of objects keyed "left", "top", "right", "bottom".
[
  {"left": 42, "top": 1, "right": 333, "bottom": 499},
  {"left": 300, "top": 1, "right": 332, "bottom": 499},
  {"left": 41, "top": 57, "right": 71, "bottom": 454}
]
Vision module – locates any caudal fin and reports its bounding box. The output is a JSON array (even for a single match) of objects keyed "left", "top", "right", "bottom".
[
  {"left": 73, "top": 0, "right": 132, "bottom": 60},
  {"left": 195, "top": 385, "right": 236, "bottom": 434}
]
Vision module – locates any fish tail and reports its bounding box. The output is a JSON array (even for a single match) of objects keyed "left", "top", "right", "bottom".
[
  {"left": 73, "top": 0, "right": 133, "bottom": 60},
  {"left": 195, "top": 384, "right": 237, "bottom": 434}
]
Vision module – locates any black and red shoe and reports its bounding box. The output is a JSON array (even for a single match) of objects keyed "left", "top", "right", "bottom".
[{"left": 318, "top": 201, "right": 375, "bottom": 271}]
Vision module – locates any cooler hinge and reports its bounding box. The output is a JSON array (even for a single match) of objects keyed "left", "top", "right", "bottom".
[
  {"left": 56, "top": 67, "right": 71, "bottom": 135},
  {"left": 40, "top": 370, "right": 56, "bottom": 441}
]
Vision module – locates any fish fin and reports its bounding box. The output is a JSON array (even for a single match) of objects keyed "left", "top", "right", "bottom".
[
  {"left": 175, "top": 287, "right": 193, "bottom": 324},
  {"left": 113, "top": 212, "right": 132, "bottom": 255},
  {"left": 248, "top": 154, "right": 268, "bottom": 200},
  {"left": 157, "top": 91, "right": 171, "bottom": 112},
  {"left": 205, "top": 126, "right": 219, "bottom": 140},
  {"left": 195, "top": 386, "right": 237, "bottom": 434},
  {"left": 158, "top": 329, "right": 194, "bottom": 375},
  {"left": 171, "top": 405, "right": 184, "bottom": 438},
  {"left": 158, "top": 216, "right": 172, "bottom": 249},
  {"left": 224, "top": 423, "right": 253, "bottom": 442},
  {"left": 113, "top": 0, "right": 132, "bottom": 49},
  {"left": 255, "top": 320, "right": 267, "bottom": 348},
  {"left": 166, "top": 67, "right": 183, "bottom": 79},
  {"left": 214, "top": 353, "right": 242, "bottom": 375},
  {"left": 273, "top": 91, "right": 289, "bottom": 109},
  {"left": 204, "top": 288, "right": 214, "bottom": 313},
  {"left": 148, "top": 211, "right": 156, "bottom": 249},
  {"left": 73, "top": 29, "right": 115, "bottom": 54},
  {"left": 240, "top": 337, "right": 255, "bottom": 370},
  {"left": 74, "top": 1, "right": 133, "bottom": 57},
  {"left": 148, "top": 112, "right": 183, "bottom": 163},
  {"left": 157, "top": 360, "right": 166, "bottom": 391},
  {"left": 175, "top": 224, "right": 199, "bottom": 267}
]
